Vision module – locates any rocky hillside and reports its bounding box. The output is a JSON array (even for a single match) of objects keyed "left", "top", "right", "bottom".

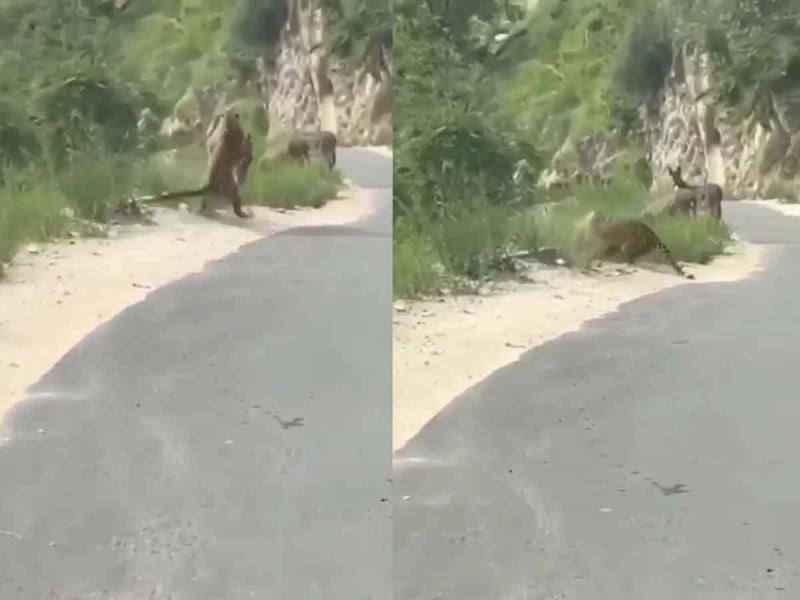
[
  {"left": 470, "top": 0, "right": 800, "bottom": 199},
  {"left": 261, "top": 0, "right": 392, "bottom": 145},
  {"left": 144, "top": 0, "right": 391, "bottom": 151},
  {"left": 644, "top": 39, "right": 800, "bottom": 198}
]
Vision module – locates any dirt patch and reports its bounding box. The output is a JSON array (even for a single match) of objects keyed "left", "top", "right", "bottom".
[
  {"left": 0, "top": 184, "right": 374, "bottom": 417},
  {"left": 392, "top": 239, "right": 763, "bottom": 450}
]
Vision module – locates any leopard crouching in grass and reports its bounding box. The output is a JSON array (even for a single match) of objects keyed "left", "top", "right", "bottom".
[{"left": 582, "top": 210, "right": 695, "bottom": 279}]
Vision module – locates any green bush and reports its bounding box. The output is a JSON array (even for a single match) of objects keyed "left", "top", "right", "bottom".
[
  {"left": 327, "top": 0, "right": 392, "bottom": 63},
  {"left": 394, "top": 0, "right": 544, "bottom": 296},
  {"left": 0, "top": 172, "right": 70, "bottom": 268},
  {"left": 571, "top": 179, "right": 650, "bottom": 216},
  {"left": 515, "top": 183, "right": 734, "bottom": 268},
  {"left": 57, "top": 152, "right": 139, "bottom": 222},
  {"left": 232, "top": 0, "right": 289, "bottom": 50},
  {"left": 509, "top": 209, "right": 540, "bottom": 252},
  {"left": 244, "top": 161, "right": 341, "bottom": 210},
  {"left": 614, "top": 2, "right": 672, "bottom": 103},
  {"left": 0, "top": 101, "right": 42, "bottom": 178},
  {"left": 33, "top": 76, "right": 141, "bottom": 157},
  {"left": 652, "top": 216, "right": 732, "bottom": 264},
  {"left": 431, "top": 205, "right": 511, "bottom": 280},
  {"left": 393, "top": 223, "right": 444, "bottom": 299}
]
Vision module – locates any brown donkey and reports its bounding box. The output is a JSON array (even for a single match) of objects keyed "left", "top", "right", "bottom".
[{"left": 667, "top": 165, "right": 723, "bottom": 220}]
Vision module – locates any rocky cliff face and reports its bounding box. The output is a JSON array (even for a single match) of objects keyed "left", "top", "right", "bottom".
[
  {"left": 644, "top": 42, "right": 800, "bottom": 198},
  {"left": 540, "top": 42, "right": 800, "bottom": 198},
  {"left": 258, "top": 0, "right": 392, "bottom": 146},
  {"left": 157, "top": 0, "right": 391, "bottom": 151}
]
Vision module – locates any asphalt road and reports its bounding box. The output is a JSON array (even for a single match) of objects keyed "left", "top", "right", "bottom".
[
  {"left": 394, "top": 201, "right": 800, "bottom": 600},
  {"left": 0, "top": 148, "right": 392, "bottom": 600}
]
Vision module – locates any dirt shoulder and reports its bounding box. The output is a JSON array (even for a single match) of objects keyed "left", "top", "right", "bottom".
[
  {"left": 361, "top": 145, "right": 392, "bottom": 159},
  {"left": 0, "top": 183, "right": 373, "bottom": 417},
  {"left": 392, "top": 239, "right": 763, "bottom": 451},
  {"left": 748, "top": 198, "right": 800, "bottom": 218}
]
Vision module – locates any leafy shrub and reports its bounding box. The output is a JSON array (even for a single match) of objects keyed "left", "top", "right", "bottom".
[
  {"left": 614, "top": 3, "right": 672, "bottom": 103},
  {"left": 393, "top": 221, "right": 444, "bottom": 298},
  {"left": 232, "top": 0, "right": 289, "bottom": 50},
  {"left": 652, "top": 216, "right": 732, "bottom": 264},
  {"left": 57, "top": 152, "right": 138, "bottom": 222},
  {"left": 0, "top": 171, "right": 70, "bottom": 268},
  {"left": 33, "top": 76, "right": 141, "bottom": 156},
  {"left": 430, "top": 203, "right": 512, "bottom": 280},
  {"left": 244, "top": 161, "right": 341, "bottom": 210}
]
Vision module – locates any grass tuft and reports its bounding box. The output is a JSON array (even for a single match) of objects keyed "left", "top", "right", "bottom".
[
  {"left": 57, "top": 153, "right": 135, "bottom": 222},
  {"left": 244, "top": 160, "right": 341, "bottom": 210},
  {"left": 431, "top": 205, "right": 511, "bottom": 281},
  {"left": 651, "top": 216, "right": 732, "bottom": 264},
  {"left": 392, "top": 179, "right": 735, "bottom": 298},
  {"left": 0, "top": 172, "right": 71, "bottom": 271},
  {"left": 393, "top": 224, "right": 444, "bottom": 299}
]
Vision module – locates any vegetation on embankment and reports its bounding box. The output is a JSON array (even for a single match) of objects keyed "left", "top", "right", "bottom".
[
  {"left": 393, "top": 0, "right": 799, "bottom": 298},
  {"left": 0, "top": 0, "right": 373, "bottom": 277}
]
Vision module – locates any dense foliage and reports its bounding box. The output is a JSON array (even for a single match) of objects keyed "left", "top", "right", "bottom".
[
  {"left": 395, "top": 0, "right": 540, "bottom": 218},
  {"left": 393, "top": 0, "right": 544, "bottom": 295},
  {"left": 670, "top": 0, "right": 800, "bottom": 124}
]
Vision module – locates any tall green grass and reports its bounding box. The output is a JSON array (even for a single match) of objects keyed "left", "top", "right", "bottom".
[
  {"left": 394, "top": 203, "right": 516, "bottom": 298},
  {"left": 651, "top": 216, "right": 732, "bottom": 264},
  {"left": 57, "top": 154, "right": 140, "bottom": 222},
  {"left": 0, "top": 146, "right": 345, "bottom": 278},
  {"left": 393, "top": 179, "right": 735, "bottom": 299},
  {"left": 244, "top": 159, "right": 342, "bottom": 210},
  {"left": 0, "top": 149, "right": 158, "bottom": 272},
  {"left": 0, "top": 171, "right": 70, "bottom": 274},
  {"left": 393, "top": 223, "right": 443, "bottom": 298},
  {"left": 530, "top": 184, "right": 734, "bottom": 266}
]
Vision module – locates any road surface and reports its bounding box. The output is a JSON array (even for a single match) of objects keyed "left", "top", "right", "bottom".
[
  {"left": 394, "top": 202, "right": 800, "bottom": 600},
  {"left": 0, "top": 148, "right": 392, "bottom": 599}
]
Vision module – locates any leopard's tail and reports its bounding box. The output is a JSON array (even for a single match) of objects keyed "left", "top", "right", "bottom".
[
  {"left": 655, "top": 238, "right": 694, "bottom": 280},
  {"left": 140, "top": 184, "right": 211, "bottom": 204}
]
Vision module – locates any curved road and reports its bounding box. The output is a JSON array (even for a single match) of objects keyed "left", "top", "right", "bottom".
[
  {"left": 0, "top": 148, "right": 392, "bottom": 599},
  {"left": 395, "top": 202, "right": 800, "bottom": 599}
]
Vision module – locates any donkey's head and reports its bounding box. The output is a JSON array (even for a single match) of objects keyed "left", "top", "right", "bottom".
[{"left": 667, "top": 165, "right": 689, "bottom": 188}]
